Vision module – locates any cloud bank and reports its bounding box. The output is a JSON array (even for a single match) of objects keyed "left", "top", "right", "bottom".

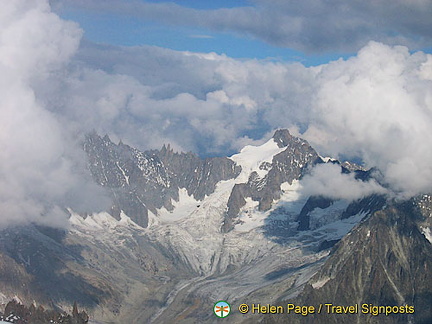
[
  {"left": 1, "top": 0, "right": 432, "bottom": 228},
  {"left": 0, "top": 0, "right": 108, "bottom": 228},
  {"left": 304, "top": 42, "right": 432, "bottom": 198}
]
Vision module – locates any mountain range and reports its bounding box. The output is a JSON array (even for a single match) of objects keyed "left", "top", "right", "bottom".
[{"left": 0, "top": 129, "right": 430, "bottom": 323}]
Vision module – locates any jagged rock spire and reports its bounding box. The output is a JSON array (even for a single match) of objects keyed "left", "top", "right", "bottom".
[{"left": 272, "top": 129, "right": 293, "bottom": 148}]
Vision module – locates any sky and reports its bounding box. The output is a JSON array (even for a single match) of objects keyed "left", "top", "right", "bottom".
[
  {"left": 55, "top": 0, "right": 432, "bottom": 64},
  {"left": 1, "top": 0, "right": 432, "bottom": 226},
  {"left": 55, "top": 0, "right": 351, "bottom": 65}
]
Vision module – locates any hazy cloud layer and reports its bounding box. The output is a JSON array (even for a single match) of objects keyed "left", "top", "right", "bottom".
[
  {"left": 51, "top": 43, "right": 315, "bottom": 154},
  {"left": 1, "top": 1, "right": 432, "bottom": 227},
  {"left": 57, "top": 0, "right": 432, "bottom": 52}
]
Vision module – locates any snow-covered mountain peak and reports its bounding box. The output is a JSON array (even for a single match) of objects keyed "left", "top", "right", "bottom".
[{"left": 223, "top": 129, "right": 322, "bottom": 231}]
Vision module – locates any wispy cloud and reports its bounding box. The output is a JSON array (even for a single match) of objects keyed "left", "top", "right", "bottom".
[
  {"left": 57, "top": 0, "right": 432, "bottom": 52},
  {"left": 189, "top": 34, "right": 214, "bottom": 39}
]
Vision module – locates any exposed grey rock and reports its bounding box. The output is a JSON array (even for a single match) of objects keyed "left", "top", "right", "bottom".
[
  {"left": 341, "top": 160, "right": 366, "bottom": 172},
  {"left": 297, "top": 192, "right": 386, "bottom": 232},
  {"left": 341, "top": 194, "right": 386, "bottom": 220},
  {"left": 223, "top": 129, "right": 321, "bottom": 231},
  {"left": 0, "top": 222, "right": 196, "bottom": 323},
  {"left": 154, "top": 144, "right": 241, "bottom": 200},
  {"left": 273, "top": 129, "right": 296, "bottom": 148},
  {"left": 223, "top": 183, "right": 252, "bottom": 231},
  {"left": 83, "top": 132, "right": 240, "bottom": 227},
  {"left": 1, "top": 299, "right": 89, "bottom": 324},
  {"left": 265, "top": 199, "right": 432, "bottom": 324},
  {"left": 0, "top": 225, "right": 114, "bottom": 308},
  {"left": 297, "top": 196, "right": 333, "bottom": 231}
]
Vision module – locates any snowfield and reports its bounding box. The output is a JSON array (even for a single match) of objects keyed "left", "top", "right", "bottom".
[{"left": 230, "top": 137, "right": 286, "bottom": 181}]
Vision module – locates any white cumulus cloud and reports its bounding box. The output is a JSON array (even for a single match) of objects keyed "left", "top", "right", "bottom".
[
  {"left": 303, "top": 42, "right": 432, "bottom": 198},
  {"left": 0, "top": 0, "right": 108, "bottom": 228},
  {"left": 300, "top": 163, "right": 387, "bottom": 201}
]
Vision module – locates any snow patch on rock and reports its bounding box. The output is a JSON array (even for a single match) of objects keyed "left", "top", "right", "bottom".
[
  {"left": 312, "top": 277, "right": 330, "bottom": 289},
  {"left": 69, "top": 209, "right": 142, "bottom": 233},
  {"left": 230, "top": 138, "right": 286, "bottom": 182},
  {"left": 421, "top": 226, "right": 432, "bottom": 244},
  {"left": 156, "top": 188, "right": 200, "bottom": 223}
]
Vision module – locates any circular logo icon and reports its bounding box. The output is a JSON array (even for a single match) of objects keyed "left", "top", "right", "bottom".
[{"left": 213, "top": 300, "right": 231, "bottom": 318}]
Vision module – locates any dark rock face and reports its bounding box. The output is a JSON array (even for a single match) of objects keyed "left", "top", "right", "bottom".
[
  {"left": 155, "top": 144, "right": 241, "bottom": 200},
  {"left": 223, "top": 129, "right": 321, "bottom": 231},
  {"left": 265, "top": 199, "right": 432, "bottom": 324},
  {"left": 84, "top": 132, "right": 240, "bottom": 227},
  {"left": 317, "top": 239, "right": 340, "bottom": 251},
  {"left": 273, "top": 129, "right": 296, "bottom": 148},
  {"left": 0, "top": 221, "right": 196, "bottom": 323},
  {"left": 297, "top": 196, "right": 333, "bottom": 231},
  {"left": 341, "top": 194, "right": 386, "bottom": 220},
  {"left": 0, "top": 226, "right": 115, "bottom": 309},
  {"left": 296, "top": 194, "right": 386, "bottom": 231},
  {"left": 1, "top": 299, "right": 88, "bottom": 323},
  {"left": 224, "top": 183, "right": 252, "bottom": 228}
]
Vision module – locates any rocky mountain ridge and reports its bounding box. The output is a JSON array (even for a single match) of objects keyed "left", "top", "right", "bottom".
[
  {"left": 84, "top": 132, "right": 240, "bottom": 227},
  {"left": 0, "top": 299, "right": 88, "bottom": 324},
  {"left": 264, "top": 197, "right": 432, "bottom": 324},
  {"left": 223, "top": 129, "right": 322, "bottom": 231}
]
